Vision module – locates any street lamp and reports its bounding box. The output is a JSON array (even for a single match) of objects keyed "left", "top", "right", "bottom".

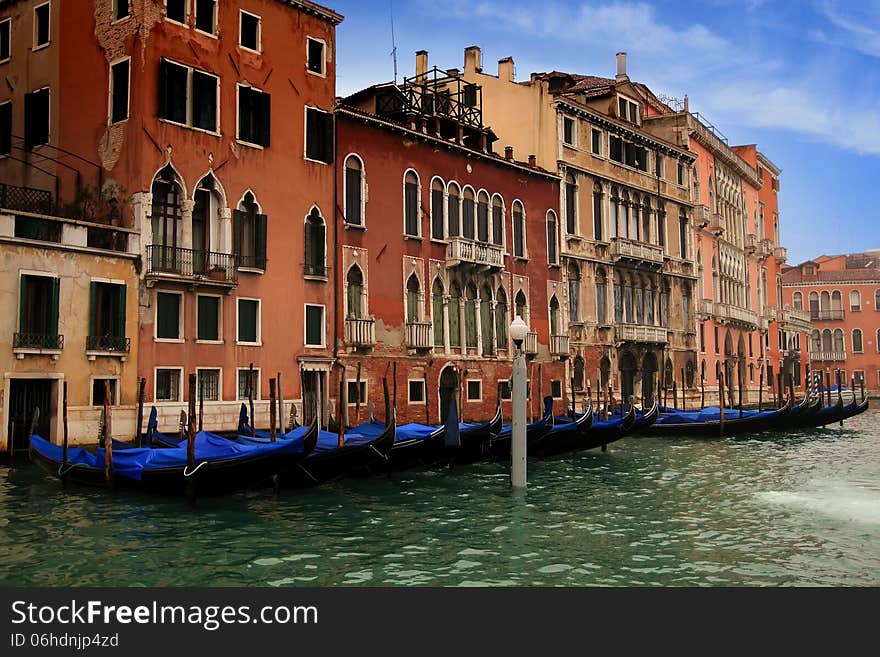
[{"left": 509, "top": 315, "right": 529, "bottom": 488}]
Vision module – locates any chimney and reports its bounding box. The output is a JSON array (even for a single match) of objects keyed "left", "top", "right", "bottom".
[
  {"left": 683, "top": 94, "right": 689, "bottom": 113},
  {"left": 415, "top": 50, "right": 428, "bottom": 79},
  {"left": 464, "top": 45, "right": 482, "bottom": 73},
  {"left": 504, "top": 146, "right": 513, "bottom": 161},
  {"left": 447, "top": 68, "right": 460, "bottom": 78},
  {"left": 498, "top": 57, "right": 515, "bottom": 82},
  {"left": 528, "top": 154, "right": 537, "bottom": 168},
  {"left": 616, "top": 51, "right": 628, "bottom": 81}
]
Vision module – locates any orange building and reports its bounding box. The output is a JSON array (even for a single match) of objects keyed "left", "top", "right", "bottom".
[{"left": 782, "top": 252, "right": 880, "bottom": 395}]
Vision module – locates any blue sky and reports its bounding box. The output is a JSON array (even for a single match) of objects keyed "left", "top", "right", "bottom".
[{"left": 329, "top": 0, "right": 880, "bottom": 265}]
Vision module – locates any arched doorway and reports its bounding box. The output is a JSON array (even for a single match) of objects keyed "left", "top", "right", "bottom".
[
  {"left": 736, "top": 334, "right": 747, "bottom": 406},
  {"left": 438, "top": 365, "right": 460, "bottom": 425},
  {"left": 573, "top": 354, "right": 585, "bottom": 391},
  {"left": 619, "top": 351, "right": 637, "bottom": 406},
  {"left": 599, "top": 356, "right": 611, "bottom": 389},
  {"left": 723, "top": 330, "right": 735, "bottom": 407},
  {"left": 641, "top": 352, "right": 657, "bottom": 405}
]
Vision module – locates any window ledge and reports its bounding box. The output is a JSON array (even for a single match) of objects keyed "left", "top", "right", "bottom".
[
  {"left": 0, "top": 57, "right": 10, "bottom": 66},
  {"left": 304, "top": 156, "right": 330, "bottom": 166},
  {"left": 154, "top": 338, "right": 185, "bottom": 344},
  {"left": 236, "top": 139, "right": 266, "bottom": 150},
  {"left": 344, "top": 223, "right": 366, "bottom": 231},
  {"left": 303, "top": 274, "right": 329, "bottom": 283},
  {"left": 430, "top": 238, "right": 448, "bottom": 246},
  {"left": 562, "top": 142, "right": 578, "bottom": 150},
  {"left": 32, "top": 42, "right": 51, "bottom": 52},
  {"left": 111, "top": 16, "right": 132, "bottom": 27},
  {"left": 86, "top": 350, "right": 128, "bottom": 362},
  {"left": 195, "top": 339, "right": 224, "bottom": 345},
  {"left": 513, "top": 256, "right": 529, "bottom": 263},
  {"left": 237, "top": 267, "right": 266, "bottom": 275},
  {"left": 194, "top": 29, "right": 219, "bottom": 40},
  {"left": 404, "top": 235, "right": 423, "bottom": 242},
  {"left": 307, "top": 69, "right": 327, "bottom": 79},
  {"left": 13, "top": 347, "right": 61, "bottom": 360},
  {"left": 236, "top": 341, "right": 263, "bottom": 347}
]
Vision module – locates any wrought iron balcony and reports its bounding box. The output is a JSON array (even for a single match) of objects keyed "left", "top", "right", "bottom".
[
  {"left": 713, "top": 302, "right": 758, "bottom": 328},
  {"left": 86, "top": 335, "right": 131, "bottom": 353},
  {"left": 774, "top": 246, "right": 787, "bottom": 263},
  {"left": 345, "top": 317, "right": 376, "bottom": 348},
  {"left": 406, "top": 321, "right": 433, "bottom": 350},
  {"left": 810, "top": 351, "right": 846, "bottom": 362},
  {"left": 615, "top": 323, "right": 668, "bottom": 344},
  {"left": 146, "top": 245, "right": 238, "bottom": 285},
  {"left": 524, "top": 331, "right": 538, "bottom": 356},
  {"left": 13, "top": 332, "right": 64, "bottom": 359},
  {"left": 445, "top": 237, "right": 504, "bottom": 270},
  {"left": 610, "top": 237, "right": 664, "bottom": 266},
  {"left": 550, "top": 334, "right": 570, "bottom": 358}
]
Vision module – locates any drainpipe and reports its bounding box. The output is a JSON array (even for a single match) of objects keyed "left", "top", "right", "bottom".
[{"left": 333, "top": 109, "right": 341, "bottom": 388}]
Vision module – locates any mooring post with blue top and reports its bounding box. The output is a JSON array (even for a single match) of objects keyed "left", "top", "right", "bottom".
[{"left": 509, "top": 316, "right": 529, "bottom": 489}]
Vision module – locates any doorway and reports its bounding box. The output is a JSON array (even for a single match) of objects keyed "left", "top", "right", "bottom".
[
  {"left": 301, "top": 371, "right": 326, "bottom": 429},
  {"left": 438, "top": 366, "right": 459, "bottom": 425},
  {"left": 7, "top": 379, "right": 53, "bottom": 452}
]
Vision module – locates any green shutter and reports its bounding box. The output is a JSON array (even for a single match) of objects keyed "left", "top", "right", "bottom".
[
  {"left": 255, "top": 213, "right": 267, "bottom": 269},
  {"left": 19, "top": 276, "right": 27, "bottom": 333},
  {"left": 232, "top": 209, "right": 244, "bottom": 260},
  {"left": 433, "top": 294, "right": 443, "bottom": 346},
  {"left": 89, "top": 282, "right": 98, "bottom": 338},
  {"left": 49, "top": 277, "right": 60, "bottom": 337},
  {"left": 115, "top": 285, "right": 126, "bottom": 338}
]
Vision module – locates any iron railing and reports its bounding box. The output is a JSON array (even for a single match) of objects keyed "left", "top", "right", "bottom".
[
  {"left": 0, "top": 183, "right": 54, "bottom": 215},
  {"left": 86, "top": 335, "right": 131, "bottom": 353},
  {"left": 146, "top": 245, "right": 238, "bottom": 284},
  {"left": 13, "top": 333, "right": 64, "bottom": 350}
]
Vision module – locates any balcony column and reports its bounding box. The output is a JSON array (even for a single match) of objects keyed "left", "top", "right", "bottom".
[
  {"left": 490, "top": 300, "right": 498, "bottom": 355},
  {"left": 220, "top": 206, "right": 233, "bottom": 255},
  {"left": 131, "top": 192, "right": 153, "bottom": 263},
  {"left": 458, "top": 298, "right": 466, "bottom": 351},
  {"left": 180, "top": 199, "right": 195, "bottom": 251},
  {"left": 442, "top": 295, "right": 451, "bottom": 354},
  {"left": 474, "top": 298, "right": 483, "bottom": 356}
]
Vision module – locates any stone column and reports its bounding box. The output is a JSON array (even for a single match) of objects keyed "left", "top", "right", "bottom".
[
  {"left": 180, "top": 199, "right": 195, "bottom": 251},
  {"left": 475, "top": 298, "right": 483, "bottom": 356},
  {"left": 443, "top": 295, "right": 451, "bottom": 354}
]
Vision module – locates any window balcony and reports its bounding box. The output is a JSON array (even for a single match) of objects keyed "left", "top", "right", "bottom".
[
  {"left": 762, "top": 304, "right": 777, "bottom": 321},
  {"left": 610, "top": 237, "right": 664, "bottom": 266},
  {"left": 774, "top": 246, "right": 787, "bottom": 263},
  {"left": 145, "top": 245, "right": 238, "bottom": 287},
  {"left": 550, "top": 334, "right": 570, "bottom": 359},
  {"left": 757, "top": 238, "right": 773, "bottom": 258},
  {"left": 615, "top": 323, "right": 668, "bottom": 344},
  {"left": 345, "top": 317, "right": 376, "bottom": 349},
  {"left": 524, "top": 331, "right": 538, "bottom": 356},
  {"left": 813, "top": 309, "right": 844, "bottom": 321},
  {"left": 810, "top": 351, "right": 846, "bottom": 362},
  {"left": 86, "top": 335, "right": 131, "bottom": 361},
  {"left": 780, "top": 306, "right": 812, "bottom": 331},
  {"left": 406, "top": 321, "right": 433, "bottom": 351},
  {"left": 695, "top": 204, "right": 710, "bottom": 228},
  {"left": 745, "top": 233, "right": 758, "bottom": 254},
  {"left": 708, "top": 213, "right": 724, "bottom": 236},
  {"left": 713, "top": 302, "right": 758, "bottom": 329},
  {"left": 696, "top": 298, "right": 714, "bottom": 318},
  {"left": 445, "top": 237, "right": 504, "bottom": 270},
  {"left": 13, "top": 332, "right": 64, "bottom": 360}
]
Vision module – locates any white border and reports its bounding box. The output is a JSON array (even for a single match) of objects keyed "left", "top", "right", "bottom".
[
  {"left": 236, "top": 297, "right": 262, "bottom": 346},
  {"left": 154, "top": 290, "right": 184, "bottom": 343},
  {"left": 304, "top": 303, "right": 326, "bottom": 348}
]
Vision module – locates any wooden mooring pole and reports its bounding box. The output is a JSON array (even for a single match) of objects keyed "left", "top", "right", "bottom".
[{"left": 103, "top": 379, "right": 113, "bottom": 489}]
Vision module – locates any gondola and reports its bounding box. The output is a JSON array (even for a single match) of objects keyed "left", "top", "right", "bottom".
[
  {"left": 579, "top": 402, "right": 639, "bottom": 450},
  {"left": 530, "top": 401, "right": 593, "bottom": 458},
  {"left": 487, "top": 396, "right": 555, "bottom": 458},
  {"left": 28, "top": 418, "right": 320, "bottom": 496},
  {"left": 643, "top": 395, "right": 793, "bottom": 437}
]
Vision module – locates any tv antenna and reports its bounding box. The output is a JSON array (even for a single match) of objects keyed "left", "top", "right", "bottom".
[{"left": 390, "top": 0, "right": 398, "bottom": 84}]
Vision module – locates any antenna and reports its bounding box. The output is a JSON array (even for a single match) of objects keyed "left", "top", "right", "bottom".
[{"left": 390, "top": 0, "right": 398, "bottom": 84}]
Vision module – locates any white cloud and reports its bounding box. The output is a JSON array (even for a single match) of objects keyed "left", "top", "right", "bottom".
[{"left": 818, "top": 0, "right": 880, "bottom": 58}]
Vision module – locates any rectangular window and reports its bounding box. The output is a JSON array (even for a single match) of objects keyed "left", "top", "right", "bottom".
[
  {"left": 158, "top": 59, "right": 187, "bottom": 124},
  {"left": 609, "top": 135, "right": 623, "bottom": 163},
  {"left": 237, "top": 368, "right": 260, "bottom": 400},
  {"left": 18, "top": 274, "right": 59, "bottom": 343},
  {"left": 159, "top": 59, "right": 219, "bottom": 133},
  {"left": 89, "top": 281, "right": 126, "bottom": 347},
  {"left": 655, "top": 153, "right": 664, "bottom": 177},
  {"left": 498, "top": 380, "right": 511, "bottom": 400},
  {"left": 307, "top": 37, "right": 325, "bottom": 75},
  {"left": 195, "top": 0, "right": 216, "bottom": 34},
  {"left": 431, "top": 185, "right": 444, "bottom": 240},
  {"left": 0, "top": 18, "right": 11, "bottom": 61},
  {"left": 0, "top": 102, "right": 11, "bottom": 156},
  {"left": 591, "top": 128, "right": 601, "bottom": 155},
  {"left": 305, "top": 304, "right": 324, "bottom": 347},
  {"left": 551, "top": 380, "right": 562, "bottom": 399},
  {"left": 466, "top": 379, "right": 482, "bottom": 401},
  {"left": 110, "top": 58, "right": 130, "bottom": 124},
  {"left": 191, "top": 69, "right": 217, "bottom": 132},
  {"left": 596, "top": 282, "right": 606, "bottom": 325},
  {"left": 714, "top": 326, "right": 719, "bottom": 354},
  {"left": 699, "top": 323, "right": 705, "bottom": 352},
  {"left": 593, "top": 190, "right": 603, "bottom": 241},
  {"left": 114, "top": 0, "right": 130, "bottom": 21},
  {"left": 198, "top": 368, "right": 220, "bottom": 401},
  {"left": 197, "top": 295, "right": 220, "bottom": 341},
  {"left": 92, "top": 378, "right": 118, "bottom": 406},
  {"left": 237, "top": 298, "right": 260, "bottom": 344},
  {"left": 679, "top": 217, "right": 688, "bottom": 259},
  {"left": 404, "top": 175, "right": 419, "bottom": 237},
  {"left": 463, "top": 84, "right": 477, "bottom": 107},
  {"left": 562, "top": 116, "right": 575, "bottom": 146},
  {"left": 33, "top": 2, "right": 49, "bottom": 48},
  {"left": 347, "top": 381, "right": 366, "bottom": 405},
  {"left": 155, "top": 368, "right": 181, "bottom": 402},
  {"left": 305, "top": 107, "right": 332, "bottom": 163},
  {"left": 156, "top": 291, "right": 181, "bottom": 340},
  {"left": 237, "top": 85, "right": 271, "bottom": 147},
  {"left": 166, "top": 0, "right": 187, "bottom": 24},
  {"left": 233, "top": 206, "right": 267, "bottom": 270},
  {"left": 24, "top": 88, "right": 49, "bottom": 149},
  {"left": 345, "top": 164, "right": 363, "bottom": 226},
  {"left": 408, "top": 380, "right": 425, "bottom": 404},
  {"left": 239, "top": 10, "right": 260, "bottom": 52},
  {"left": 677, "top": 161, "right": 687, "bottom": 186},
  {"left": 618, "top": 96, "right": 639, "bottom": 124}
]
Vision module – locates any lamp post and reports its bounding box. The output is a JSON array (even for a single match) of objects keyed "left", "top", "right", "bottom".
[{"left": 509, "top": 315, "right": 529, "bottom": 489}]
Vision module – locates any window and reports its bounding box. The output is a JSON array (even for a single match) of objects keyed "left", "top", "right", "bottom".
[
  {"left": 24, "top": 88, "right": 49, "bottom": 149},
  {"left": 195, "top": 0, "right": 216, "bottom": 34},
  {"left": 156, "top": 368, "right": 182, "bottom": 402},
  {"left": 447, "top": 183, "right": 460, "bottom": 237},
  {"left": 197, "top": 295, "right": 220, "bottom": 341},
  {"left": 237, "top": 368, "right": 259, "bottom": 400},
  {"left": 850, "top": 290, "right": 861, "bottom": 312},
  {"left": 499, "top": 380, "right": 512, "bottom": 400},
  {"left": 33, "top": 2, "right": 49, "bottom": 48},
  {"left": 462, "top": 187, "right": 475, "bottom": 239},
  {"left": 307, "top": 37, "right": 325, "bottom": 75},
  {"left": 198, "top": 369, "right": 220, "bottom": 402},
  {"left": 165, "top": 0, "right": 186, "bottom": 24},
  {"left": 514, "top": 290, "right": 527, "bottom": 323},
  {"left": 677, "top": 161, "right": 688, "bottom": 186},
  {"left": 304, "top": 207, "right": 326, "bottom": 277},
  {"left": 404, "top": 170, "right": 420, "bottom": 237},
  {"left": 0, "top": 102, "right": 11, "bottom": 156},
  {"left": 551, "top": 380, "right": 562, "bottom": 399},
  {"left": 449, "top": 285, "right": 461, "bottom": 348},
  {"left": 158, "top": 60, "right": 219, "bottom": 133},
  {"left": 237, "top": 298, "right": 260, "bottom": 344},
  {"left": 18, "top": 274, "right": 59, "bottom": 347},
  {"left": 156, "top": 292, "right": 182, "bottom": 340},
  {"left": 427, "top": 178, "right": 444, "bottom": 239},
  {"left": 238, "top": 84, "right": 271, "bottom": 146},
  {"left": 109, "top": 58, "right": 130, "bottom": 124},
  {"left": 547, "top": 211, "right": 559, "bottom": 265},
  {"left": 0, "top": 18, "right": 10, "bottom": 61},
  {"left": 596, "top": 270, "right": 607, "bottom": 325},
  {"left": 88, "top": 282, "right": 126, "bottom": 349},
  {"left": 432, "top": 279, "right": 445, "bottom": 347},
  {"left": 92, "top": 379, "right": 118, "bottom": 406},
  {"left": 406, "top": 275, "right": 421, "bottom": 323},
  {"left": 617, "top": 95, "right": 639, "bottom": 124},
  {"left": 562, "top": 116, "right": 575, "bottom": 146},
  {"left": 345, "top": 156, "right": 364, "bottom": 226},
  {"left": 793, "top": 291, "right": 803, "bottom": 311},
  {"left": 477, "top": 191, "right": 490, "bottom": 243},
  {"left": 346, "top": 266, "right": 364, "bottom": 318},
  {"left": 655, "top": 153, "right": 664, "bottom": 178},
  {"left": 305, "top": 107, "right": 332, "bottom": 163},
  {"left": 568, "top": 263, "right": 580, "bottom": 322},
  {"left": 465, "top": 285, "right": 477, "bottom": 348},
  {"left": 305, "top": 304, "right": 324, "bottom": 347},
  {"left": 234, "top": 192, "right": 266, "bottom": 270},
  {"left": 463, "top": 84, "right": 478, "bottom": 107},
  {"left": 592, "top": 185, "right": 603, "bottom": 241},
  {"left": 466, "top": 380, "right": 482, "bottom": 401},
  {"left": 591, "top": 128, "right": 602, "bottom": 155},
  {"left": 492, "top": 195, "right": 504, "bottom": 246},
  {"left": 239, "top": 10, "right": 260, "bottom": 51},
  {"left": 610, "top": 135, "right": 623, "bottom": 163},
  {"left": 495, "top": 287, "right": 508, "bottom": 348},
  {"left": 408, "top": 380, "right": 425, "bottom": 404},
  {"left": 347, "top": 381, "right": 367, "bottom": 405},
  {"left": 679, "top": 214, "right": 688, "bottom": 259},
  {"left": 565, "top": 173, "right": 577, "bottom": 235},
  {"left": 853, "top": 329, "right": 863, "bottom": 353},
  {"left": 875, "top": 289, "right": 880, "bottom": 311}
]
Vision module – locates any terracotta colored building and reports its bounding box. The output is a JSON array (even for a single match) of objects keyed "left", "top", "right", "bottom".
[
  {"left": 783, "top": 252, "right": 880, "bottom": 395},
  {"left": 333, "top": 53, "right": 566, "bottom": 425}
]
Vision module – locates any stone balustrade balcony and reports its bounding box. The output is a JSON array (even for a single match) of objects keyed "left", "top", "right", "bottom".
[{"left": 345, "top": 317, "right": 376, "bottom": 348}]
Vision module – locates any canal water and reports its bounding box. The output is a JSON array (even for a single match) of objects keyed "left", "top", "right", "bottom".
[{"left": 1, "top": 410, "right": 878, "bottom": 587}]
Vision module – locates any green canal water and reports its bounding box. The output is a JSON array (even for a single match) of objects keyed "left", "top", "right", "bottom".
[{"left": 1, "top": 410, "right": 878, "bottom": 587}]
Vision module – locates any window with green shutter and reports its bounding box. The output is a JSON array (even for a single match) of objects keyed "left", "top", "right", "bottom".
[
  {"left": 156, "top": 292, "right": 181, "bottom": 339},
  {"left": 197, "top": 295, "right": 220, "bottom": 341},
  {"left": 18, "top": 274, "right": 59, "bottom": 347},
  {"left": 238, "top": 299, "right": 259, "bottom": 343},
  {"left": 305, "top": 305, "right": 324, "bottom": 346}
]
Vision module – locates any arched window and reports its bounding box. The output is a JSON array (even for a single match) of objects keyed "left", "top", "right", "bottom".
[
  {"left": 596, "top": 269, "right": 607, "bottom": 325},
  {"left": 462, "top": 187, "right": 476, "bottom": 239},
  {"left": 634, "top": 281, "right": 644, "bottom": 325},
  {"left": 659, "top": 283, "right": 670, "bottom": 326},
  {"left": 613, "top": 275, "right": 623, "bottom": 323},
  {"left": 151, "top": 165, "right": 183, "bottom": 270},
  {"left": 491, "top": 195, "right": 504, "bottom": 246},
  {"left": 404, "top": 170, "right": 420, "bottom": 236},
  {"left": 811, "top": 329, "right": 820, "bottom": 353},
  {"left": 304, "top": 207, "right": 326, "bottom": 276},
  {"left": 875, "top": 289, "right": 880, "bottom": 312},
  {"left": 820, "top": 290, "right": 830, "bottom": 312},
  {"left": 657, "top": 205, "right": 666, "bottom": 251},
  {"left": 430, "top": 177, "right": 445, "bottom": 240},
  {"left": 852, "top": 328, "right": 863, "bottom": 353},
  {"left": 346, "top": 266, "right": 364, "bottom": 318},
  {"left": 645, "top": 284, "right": 654, "bottom": 325},
  {"left": 831, "top": 290, "right": 842, "bottom": 313},
  {"left": 480, "top": 285, "right": 493, "bottom": 355},
  {"left": 642, "top": 198, "right": 652, "bottom": 244},
  {"left": 565, "top": 172, "right": 577, "bottom": 235},
  {"left": 465, "top": 284, "right": 478, "bottom": 348},
  {"left": 447, "top": 182, "right": 461, "bottom": 238},
  {"left": 235, "top": 191, "right": 266, "bottom": 270},
  {"left": 623, "top": 279, "right": 634, "bottom": 323},
  {"left": 406, "top": 275, "right": 421, "bottom": 323},
  {"left": 568, "top": 262, "right": 580, "bottom": 322},
  {"left": 822, "top": 329, "right": 832, "bottom": 352},
  {"left": 682, "top": 283, "right": 691, "bottom": 331},
  {"left": 678, "top": 211, "right": 689, "bottom": 259},
  {"left": 512, "top": 201, "right": 525, "bottom": 257},
  {"left": 793, "top": 291, "right": 803, "bottom": 310},
  {"left": 610, "top": 187, "right": 620, "bottom": 239},
  {"left": 344, "top": 155, "right": 364, "bottom": 226},
  {"left": 876, "top": 329, "right": 880, "bottom": 352},
  {"left": 514, "top": 289, "right": 527, "bottom": 323},
  {"left": 850, "top": 290, "right": 861, "bottom": 312},
  {"left": 592, "top": 183, "right": 603, "bottom": 242},
  {"left": 192, "top": 173, "right": 225, "bottom": 272},
  {"left": 546, "top": 210, "right": 559, "bottom": 265},
  {"left": 809, "top": 291, "right": 819, "bottom": 319},
  {"left": 449, "top": 284, "right": 462, "bottom": 348},
  {"left": 495, "top": 287, "right": 508, "bottom": 349},
  {"left": 833, "top": 328, "right": 844, "bottom": 353},
  {"left": 573, "top": 355, "right": 585, "bottom": 391},
  {"left": 432, "top": 279, "right": 445, "bottom": 347},
  {"left": 549, "top": 295, "right": 560, "bottom": 335},
  {"left": 477, "top": 190, "right": 490, "bottom": 243}
]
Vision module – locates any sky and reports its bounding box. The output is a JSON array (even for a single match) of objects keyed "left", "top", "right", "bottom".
[{"left": 327, "top": 0, "right": 880, "bottom": 265}]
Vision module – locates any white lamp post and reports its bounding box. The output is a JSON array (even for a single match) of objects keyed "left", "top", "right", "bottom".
[{"left": 509, "top": 315, "right": 529, "bottom": 489}]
